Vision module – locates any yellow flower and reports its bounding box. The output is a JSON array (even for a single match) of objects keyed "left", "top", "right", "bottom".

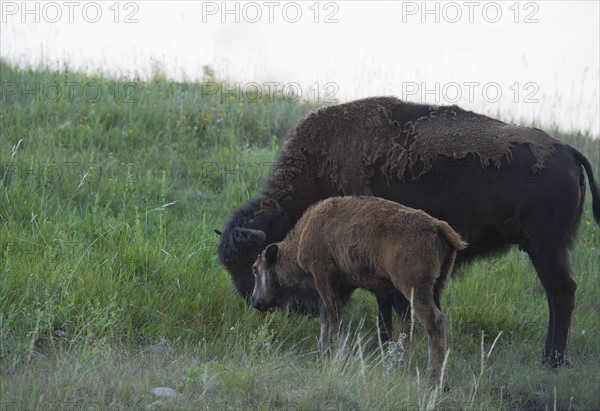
[{"left": 586, "top": 219, "right": 591, "bottom": 225}]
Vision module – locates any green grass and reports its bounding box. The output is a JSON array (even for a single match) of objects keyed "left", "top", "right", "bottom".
[{"left": 1, "top": 60, "right": 599, "bottom": 410}]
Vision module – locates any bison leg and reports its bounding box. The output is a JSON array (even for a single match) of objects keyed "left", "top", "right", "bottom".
[
  {"left": 528, "top": 249, "right": 576, "bottom": 367},
  {"left": 375, "top": 291, "right": 411, "bottom": 344}
]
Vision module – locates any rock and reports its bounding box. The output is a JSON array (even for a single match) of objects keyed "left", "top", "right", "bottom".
[
  {"left": 150, "top": 341, "right": 170, "bottom": 355},
  {"left": 152, "top": 387, "right": 176, "bottom": 398},
  {"left": 150, "top": 338, "right": 170, "bottom": 355}
]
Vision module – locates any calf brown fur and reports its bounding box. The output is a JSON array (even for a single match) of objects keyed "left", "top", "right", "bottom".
[{"left": 251, "top": 196, "right": 467, "bottom": 385}]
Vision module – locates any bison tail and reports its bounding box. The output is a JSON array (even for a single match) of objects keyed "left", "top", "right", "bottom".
[
  {"left": 437, "top": 221, "right": 468, "bottom": 251},
  {"left": 573, "top": 148, "right": 600, "bottom": 226}
]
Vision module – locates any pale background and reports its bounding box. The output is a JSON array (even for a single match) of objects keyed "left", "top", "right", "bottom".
[{"left": 2, "top": 1, "right": 599, "bottom": 137}]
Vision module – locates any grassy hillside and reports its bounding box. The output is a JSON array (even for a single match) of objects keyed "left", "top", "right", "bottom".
[{"left": 1, "top": 61, "right": 599, "bottom": 410}]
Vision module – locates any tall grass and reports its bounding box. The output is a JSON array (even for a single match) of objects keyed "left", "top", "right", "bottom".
[{"left": 1, "top": 60, "right": 599, "bottom": 410}]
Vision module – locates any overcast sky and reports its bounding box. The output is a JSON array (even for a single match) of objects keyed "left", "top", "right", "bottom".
[{"left": 2, "top": 1, "right": 598, "bottom": 136}]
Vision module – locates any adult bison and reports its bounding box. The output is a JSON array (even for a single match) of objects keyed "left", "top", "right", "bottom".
[{"left": 217, "top": 96, "right": 600, "bottom": 367}]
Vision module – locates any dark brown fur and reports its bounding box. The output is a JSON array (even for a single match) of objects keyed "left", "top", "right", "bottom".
[
  {"left": 267, "top": 97, "right": 560, "bottom": 208},
  {"left": 251, "top": 196, "right": 467, "bottom": 385}
]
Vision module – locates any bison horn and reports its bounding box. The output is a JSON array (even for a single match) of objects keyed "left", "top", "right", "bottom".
[
  {"left": 234, "top": 227, "right": 266, "bottom": 245},
  {"left": 214, "top": 229, "right": 222, "bottom": 236}
]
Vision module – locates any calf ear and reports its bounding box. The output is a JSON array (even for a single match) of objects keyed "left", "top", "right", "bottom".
[{"left": 265, "top": 244, "right": 278, "bottom": 268}]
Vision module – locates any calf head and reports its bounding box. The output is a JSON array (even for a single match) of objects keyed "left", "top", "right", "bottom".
[{"left": 251, "top": 244, "right": 281, "bottom": 312}]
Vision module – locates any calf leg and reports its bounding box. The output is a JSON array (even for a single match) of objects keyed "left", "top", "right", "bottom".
[
  {"left": 318, "top": 306, "right": 330, "bottom": 354},
  {"left": 391, "top": 275, "right": 448, "bottom": 386},
  {"left": 413, "top": 291, "right": 448, "bottom": 386},
  {"left": 314, "top": 276, "right": 344, "bottom": 353}
]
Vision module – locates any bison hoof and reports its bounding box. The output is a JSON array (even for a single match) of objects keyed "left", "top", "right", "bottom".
[{"left": 542, "top": 351, "right": 571, "bottom": 368}]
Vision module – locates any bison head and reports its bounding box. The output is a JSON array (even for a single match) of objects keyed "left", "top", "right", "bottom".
[
  {"left": 251, "top": 244, "right": 281, "bottom": 311},
  {"left": 217, "top": 197, "right": 289, "bottom": 301}
]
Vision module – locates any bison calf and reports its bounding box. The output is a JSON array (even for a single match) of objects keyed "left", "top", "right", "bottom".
[{"left": 251, "top": 196, "right": 467, "bottom": 384}]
